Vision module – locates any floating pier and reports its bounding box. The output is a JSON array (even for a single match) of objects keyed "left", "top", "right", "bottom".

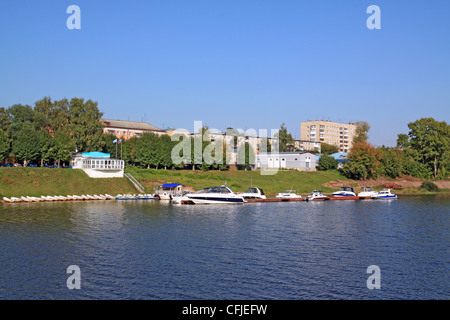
[{"left": 246, "top": 198, "right": 305, "bottom": 203}]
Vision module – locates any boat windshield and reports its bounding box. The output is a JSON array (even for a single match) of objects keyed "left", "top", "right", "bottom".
[
  {"left": 340, "top": 187, "right": 354, "bottom": 192},
  {"left": 208, "top": 187, "right": 231, "bottom": 194},
  {"left": 245, "top": 188, "right": 258, "bottom": 194}
]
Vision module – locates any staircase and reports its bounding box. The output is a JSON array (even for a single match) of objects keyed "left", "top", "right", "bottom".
[{"left": 124, "top": 173, "right": 146, "bottom": 193}]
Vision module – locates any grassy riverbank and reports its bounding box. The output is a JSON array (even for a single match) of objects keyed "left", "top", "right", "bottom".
[
  {"left": 0, "top": 168, "right": 136, "bottom": 198},
  {"left": 1, "top": 167, "right": 448, "bottom": 199},
  {"left": 126, "top": 167, "right": 348, "bottom": 197}
]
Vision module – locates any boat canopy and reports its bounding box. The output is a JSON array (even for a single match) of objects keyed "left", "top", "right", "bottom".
[{"left": 161, "top": 183, "right": 186, "bottom": 188}]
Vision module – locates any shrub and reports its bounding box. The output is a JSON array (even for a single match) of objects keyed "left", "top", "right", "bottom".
[
  {"left": 420, "top": 181, "right": 439, "bottom": 192},
  {"left": 318, "top": 155, "right": 338, "bottom": 171}
]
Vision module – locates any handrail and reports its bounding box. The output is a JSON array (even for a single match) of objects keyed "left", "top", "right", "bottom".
[{"left": 124, "top": 173, "right": 145, "bottom": 193}]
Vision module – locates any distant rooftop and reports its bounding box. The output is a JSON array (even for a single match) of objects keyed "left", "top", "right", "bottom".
[{"left": 102, "top": 119, "right": 165, "bottom": 132}]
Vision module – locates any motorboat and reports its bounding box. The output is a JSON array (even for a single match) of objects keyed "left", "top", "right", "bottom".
[
  {"left": 154, "top": 183, "right": 187, "bottom": 200},
  {"left": 187, "top": 186, "right": 246, "bottom": 204},
  {"left": 115, "top": 194, "right": 136, "bottom": 200},
  {"left": 240, "top": 187, "right": 267, "bottom": 200},
  {"left": 136, "top": 194, "right": 157, "bottom": 200},
  {"left": 172, "top": 191, "right": 195, "bottom": 204},
  {"left": 358, "top": 187, "right": 378, "bottom": 198},
  {"left": 275, "top": 190, "right": 303, "bottom": 199},
  {"left": 306, "top": 190, "right": 329, "bottom": 201},
  {"left": 332, "top": 187, "right": 356, "bottom": 197},
  {"left": 372, "top": 189, "right": 398, "bottom": 200}
]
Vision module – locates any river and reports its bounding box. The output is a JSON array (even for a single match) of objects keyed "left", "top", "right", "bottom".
[{"left": 0, "top": 195, "right": 448, "bottom": 300}]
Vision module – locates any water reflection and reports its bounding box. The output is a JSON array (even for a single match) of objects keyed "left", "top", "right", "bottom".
[{"left": 0, "top": 195, "right": 448, "bottom": 299}]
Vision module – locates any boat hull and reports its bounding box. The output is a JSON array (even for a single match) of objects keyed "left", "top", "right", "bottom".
[{"left": 187, "top": 196, "right": 245, "bottom": 204}]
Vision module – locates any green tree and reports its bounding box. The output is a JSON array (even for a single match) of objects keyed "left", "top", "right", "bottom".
[
  {"left": 157, "top": 134, "right": 175, "bottom": 169},
  {"left": 318, "top": 154, "right": 338, "bottom": 171},
  {"left": 378, "top": 147, "right": 403, "bottom": 178},
  {"left": 135, "top": 132, "right": 159, "bottom": 168},
  {"left": 276, "top": 123, "right": 295, "bottom": 152},
  {"left": 0, "top": 129, "right": 11, "bottom": 161},
  {"left": 237, "top": 142, "right": 255, "bottom": 170},
  {"left": 7, "top": 104, "right": 35, "bottom": 138},
  {"left": 342, "top": 142, "right": 382, "bottom": 180},
  {"left": 320, "top": 143, "right": 339, "bottom": 155},
  {"left": 0, "top": 107, "right": 10, "bottom": 132},
  {"left": 11, "top": 122, "right": 41, "bottom": 162},
  {"left": 396, "top": 134, "right": 410, "bottom": 149},
  {"left": 68, "top": 98, "right": 105, "bottom": 152},
  {"left": 34, "top": 97, "right": 70, "bottom": 132},
  {"left": 46, "top": 130, "right": 74, "bottom": 167},
  {"left": 407, "top": 118, "right": 449, "bottom": 178},
  {"left": 352, "top": 121, "right": 371, "bottom": 144}
]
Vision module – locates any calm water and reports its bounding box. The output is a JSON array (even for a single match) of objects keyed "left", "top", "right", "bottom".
[{"left": 0, "top": 195, "right": 448, "bottom": 300}]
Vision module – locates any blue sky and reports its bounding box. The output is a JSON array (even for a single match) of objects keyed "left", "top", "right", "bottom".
[{"left": 0, "top": 0, "right": 449, "bottom": 146}]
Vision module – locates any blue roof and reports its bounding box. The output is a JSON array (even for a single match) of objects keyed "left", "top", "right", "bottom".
[
  {"left": 82, "top": 152, "right": 111, "bottom": 158},
  {"left": 317, "top": 152, "right": 349, "bottom": 163},
  {"left": 161, "top": 183, "right": 186, "bottom": 188}
]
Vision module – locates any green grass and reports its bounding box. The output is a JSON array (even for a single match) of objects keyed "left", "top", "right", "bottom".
[
  {"left": 125, "top": 167, "right": 348, "bottom": 197},
  {"left": 0, "top": 167, "right": 136, "bottom": 198}
]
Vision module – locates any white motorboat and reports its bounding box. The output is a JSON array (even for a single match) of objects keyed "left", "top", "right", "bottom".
[
  {"left": 332, "top": 187, "right": 356, "bottom": 197},
  {"left": 187, "top": 186, "right": 246, "bottom": 204},
  {"left": 372, "top": 189, "right": 398, "bottom": 200},
  {"left": 172, "top": 191, "right": 194, "bottom": 204},
  {"left": 136, "top": 194, "right": 157, "bottom": 200},
  {"left": 358, "top": 187, "right": 378, "bottom": 198},
  {"left": 306, "top": 190, "right": 329, "bottom": 201},
  {"left": 240, "top": 187, "right": 267, "bottom": 200},
  {"left": 275, "top": 190, "right": 303, "bottom": 199}
]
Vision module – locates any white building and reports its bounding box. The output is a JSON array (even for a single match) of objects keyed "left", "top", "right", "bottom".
[
  {"left": 255, "top": 152, "right": 317, "bottom": 171},
  {"left": 72, "top": 152, "right": 125, "bottom": 178}
]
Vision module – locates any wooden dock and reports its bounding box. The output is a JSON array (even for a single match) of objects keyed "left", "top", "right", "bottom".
[
  {"left": 246, "top": 198, "right": 304, "bottom": 203},
  {"left": 179, "top": 196, "right": 374, "bottom": 204}
]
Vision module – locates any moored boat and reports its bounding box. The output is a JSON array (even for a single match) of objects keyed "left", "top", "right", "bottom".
[
  {"left": 275, "top": 190, "right": 303, "bottom": 199},
  {"left": 372, "top": 189, "right": 398, "bottom": 200},
  {"left": 358, "top": 187, "right": 378, "bottom": 198},
  {"left": 333, "top": 187, "right": 356, "bottom": 197},
  {"left": 240, "top": 187, "right": 267, "bottom": 200},
  {"left": 306, "top": 190, "right": 329, "bottom": 201},
  {"left": 187, "top": 186, "right": 245, "bottom": 204}
]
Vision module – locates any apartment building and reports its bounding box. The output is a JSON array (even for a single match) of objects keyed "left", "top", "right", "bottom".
[
  {"left": 102, "top": 119, "right": 166, "bottom": 140},
  {"left": 300, "top": 120, "right": 357, "bottom": 153}
]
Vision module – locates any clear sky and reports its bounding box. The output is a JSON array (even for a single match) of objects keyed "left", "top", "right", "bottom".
[{"left": 1, "top": 0, "right": 449, "bottom": 146}]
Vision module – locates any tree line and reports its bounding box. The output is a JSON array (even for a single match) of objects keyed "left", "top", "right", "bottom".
[
  {"left": 317, "top": 118, "right": 450, "bottom": 180},
  {"left": 0, "top": 97, "right": 105, "bottom": 167},
  {"left": 0, "top": 97, "right": 255, "bottom": 170}
]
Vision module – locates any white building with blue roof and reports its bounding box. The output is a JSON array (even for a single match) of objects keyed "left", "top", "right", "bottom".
[{"left": 72, "top": 152, "right": 125, "bottom": 178}]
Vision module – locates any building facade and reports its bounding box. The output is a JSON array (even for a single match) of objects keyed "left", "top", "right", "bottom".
[
  {"left": 72, "top": 152, "right": 125, "bottom": 178},
  {"left": 102, "top": 119, "right": 166, "bottom": 140},
  {"left": 255, "top": 152, "right": 317, "bottom": 171},
  {"left": 300, "top": 120, "right": 357, "bottom": 153}
]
